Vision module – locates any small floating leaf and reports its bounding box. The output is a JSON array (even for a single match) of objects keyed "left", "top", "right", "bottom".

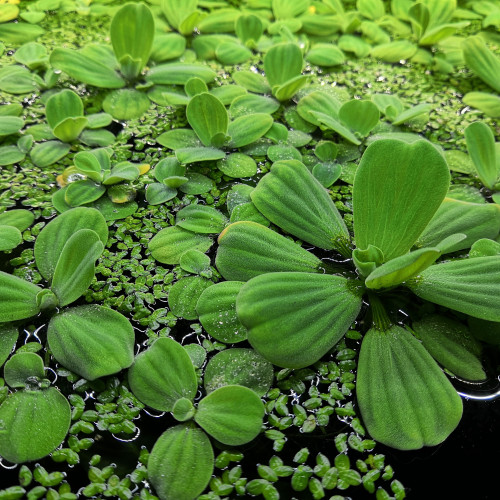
[{"left": 168, "top": 276, "right": 213, "bottom": 320}]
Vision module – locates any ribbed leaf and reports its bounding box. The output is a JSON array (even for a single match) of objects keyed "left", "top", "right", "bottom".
[
  {"left": 128, "top": 337, "right": 197, "bottom": 412},
  {"left": 365, "top": 247, "right": 441, "bottom": 290},
  {"left": 215, "top": 221, "right": 322, "bottom": 281},
  {"left": 50, "top": 48, "right": 125, "bottom": 89},
  {"left": 0, "top": 225, "right": 22, "bottom": 251},
  {"left": 148, "top": 423, "right": 214, "bottom": 500},
  {"left": 0, "top": 388, "right": 71, "bottom": 463},
  {"left": 462, "top": 35, "right": 500, "bottom": 93},
  {"left": 227, "top": 113, "right": 273, "bottom": 148},
  {"left": 47, "top": 305, "right": 135, "bottom": 381},
  {"left": 45, "top": 89, "right": 84, "bottom": 130},
  {"left": 357, "top": 325, "right": 462, "bottom": 450},
  {"left": 353, "top": 139, "right": 450, "bottom": 261},
  {"left": 408, "top": 256, "right": 500, "bottom": 321},
  {"left": 196, "top": 281, "right": 248, "bottom": 343},
  {"left": 465, "top": 121, "right": 498, "bottom": 189},
  {"left": 338, "top": 99, "right": 380, "bottom": 136},
  {"left": 51, "top": 229, "right": 104, "bottom": 307},
  {"left": 263, "top": 42, "right": 303, "bottom": 88},
  {"left": 195, "top": 385, "right": 264, "bottom": 445},
  {"left": 0, "top": 271, "right": 42, "bottom": 322},
  {"left": 147, "top": 63, "right": 217, "bottom": 85},
  {"left": 251, "top": 160, "right": 351, "bottom": 255},
  {"left": 4, "top": 352, "right": 45, "bottom": 389},
  {"left": 186, "top": 93, "right": 229, "bottom": 147},
  {"left": 149, "top": 226, "right": 213, "bottom": 265},
  {"left": 412, "top": 315, "right": 486, "bottom": 381},
  {"left": 34, "top": 207, "right": 108, "bottom": 281},
  {"left": 176, "top": 205, "right": 227, "bottom": 234},
  {"left": 110, "top": 2, "right": 154, "bottom": 80},
  {"left": 168, "top": 276, "right": 213, "bottom": 320},
  {"left": 237, "top": 272, "right": 363, "bottom": 368},
  {"left": 415, "top": 198, "right": 500, "bottom": 253}
]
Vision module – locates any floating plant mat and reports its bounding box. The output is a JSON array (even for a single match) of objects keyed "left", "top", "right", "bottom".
[{"left": 0, "top": 1, "right": 500, "bottom": 499}]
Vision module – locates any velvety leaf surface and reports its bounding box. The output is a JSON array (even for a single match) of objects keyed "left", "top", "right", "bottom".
[
  {"left": 357, "top": 325, "right": 462, "bottom": 450},
  {"left": 0, "top": 225, "right": 22, "bottom": 251},
  {"left": 365, "top": 247, "right": 441, "bottom": 290},
  {"left": 227, "top": 113, "right": 273, "bottom": 148},
  {"left": 149, "top": 226, "right": 213, "bottom": 265},
  {"left": 414, "top": 198, "right": 500, "bottom": 253},
  {"left": 128, "top": 337, "right": 197, "bottom": 412},
  {"left": 338, "top": 99, "right": 380, "bottom": 136},
  {"left": 168, "top": 276, "right": 213, "bottom": 320},
  {"left": 64, "top": 180, "right": 106, "bottom": 207},
  {"left": 0, "top": 324, "right": 18, "bottom": 367},
  {"left": 196, "top": 281, "right": 248, "bottom": 343},
  {"left": 148, "top": 423, "right": 214, "bottom": 500},
  {"left": 186, "top": 93, "right": 229, "bottom": 147},
  {"left": 353, "top": 139, "right": 450, "bottom": 261},
  {"left": 204, "top": 348, "right": 273, "bottom": 396},
  {"left": 264, "top": 42, "right": 303, "bottom": 88},
  {"left": 408, "top": 256, "right": 500, "bottom": 321},
  {"left": 462, "top": 35, "right": 500, "bottom": 93},
  {"left": 465, "top": 121, "right": 498, "bottom": 189},
  {"left": 0, "top": 388, "right": 71, "bottom": 463},
  {"left": 51, "top": 229, "right": 104, "bottom": 307},
  {"left": 251, "top": 160, "right": 350, "bottom": 255},
  {"left": 110, "top": 2, "right": 154, "bottom": 80},
  {"left": 215, "top": 221, "right": 322, "bottom": 281},
  {"left": 195, "top": 385, "right": 264, "bottom": 445},
  {"left": 237, "top": 273, "right": 363, "bottom": 368},
  {"left": 30, "top": 141, "right": 71, "bottom": 168},
  {"left": 175, "top": 205, "right": 227, "bottom": 234},
  {"left": 34, "top": 207, "right": 108, "bottom": 280},
  {"left": 45, "top": 89, "right": 84, "bottom": 130},
  {"left": 412, "top": 315, "right": 486, "bottom": 381},
  {"left": 4, "top": 352, "right": 45, "bottom": 389},
  {"left": 47, "top": 305, "right": 135, "bottom": 381},
  {"left": 103, "top": 89, "right": 151, "bottom": 120},
  {"left": 147, "top": 63, "right": 217, "bottom": 85},
  {"left": 0, "top": 271, "right": 42, "bottom": 322}
]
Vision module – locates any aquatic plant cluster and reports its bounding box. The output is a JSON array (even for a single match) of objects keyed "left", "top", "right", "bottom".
[{"left": 0, "top": 0, "right": 499, "bottom": 498}]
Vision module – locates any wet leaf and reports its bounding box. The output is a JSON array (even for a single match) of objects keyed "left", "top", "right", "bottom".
[
  {"left": 0, "top": 272, "right": 42, "bottom": 322},
  {"left": 168, "top": 276, "right": 213, "bottom": 320}
]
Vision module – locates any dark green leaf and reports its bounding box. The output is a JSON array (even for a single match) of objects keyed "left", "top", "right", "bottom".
[{"left": 168, "top": 276, "right": 213, "bottom": 320}]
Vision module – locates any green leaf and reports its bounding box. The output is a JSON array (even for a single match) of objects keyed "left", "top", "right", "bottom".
[
  {"left": 175, "top": 146, "right": 225, "bottom": 164},
  {"left": 196, "top": 281, "right": 248, "bottom": 343},
  {"left": 0, "top": 145, "right": 25, "bottom": 166},
  {"left": 185, "top": 77, "right": 208, "bottom": 98},
  {"left": 237, "top": 272, "right": 363, "bottom": 368},
  {"left": 469, "top": 238, "right": 500, "bottom": 258},
  {"left": 365, "top": 247, "right": 441, "bottom": 289},
  {"left": 64, "top": 180, "right": 106, "bottom": 207},
  {"left": 312, "top": 162, "right": 342, "bottom": 188},
  {"left": 217, "top": 153, "right": 257, "bottom": 178},
  {"left": 45, "top": 89, "right": 84, "bottom": 130},
  {"left": 216, "top": 42, "right": 252, "bottom": 65},
  {"left": 272, "top": 0, "right": 309, "bottom": 19},
  {"left": 52, "top": 115, "right": 88, "bottom": 143},
  {"left": 232, "top": 70, "right": 271, "bottom": 94},
  {"left": 147, "top": 63, "right": 217, "bottom": 85},
  {"left": 357, "top": 325, "right": 462, "bottom": 450},
  {"left": 0, "top": 116, "right": 24, "bottom": 137},
  {"left": 216, "top": 221, "right": 322, "bottom": 281},
  {"left": 146, "top": 183, "right": 178, "bottom": 205},
  {"left": 306, "top": 44, "right": 345, "bottom": 66},
  {"left": 353, "top": 139, "right": 450, "bottom": 261},
  {"left": 103, "top": 162, "right": 141, "bottom": 185},
  {"left": 296, "top": 90, "right": 343, "bottom": 126},
  {"left": 209, "top": 84, "right": 247, "bottom": 105},
  {"left": 0, "top": 324, "right": 18, "bottom": 367},
  {"left": 73, "top": 150, "right": 104, "bottom": 182},
  {"left": 338, "top": 99, "right": 380, "bottom": 137},
  {"left": 465, "top": 121, "right": 498, "bottom": 189},
  {"left": 462, "top": 91, "right": 500, "bottom": 119},
  {"left": 128, "top": 337, "right": 197, "bottom": 412},
  {"left": 264, "top": 42, "right": 303, "bottom": 88},
  {"left": 412, "top": 315, "right": 486, "bottom": 381},
  {"left": 0, "top": 22, "right": 44, "bottom": 44},
  {"left": 50, "top": 48, "right": 125, "bottom": 89},
  {"left": 157, "top": 128, "right": 201, "bottom": 150},
  {"left": 227, "top": 113, "right": 273, "bottom": 148},
  {"left": 204, "top": 348, "right": 273, "bottom": 396},
  {"left": 0, "top": 65, "right": 41, "bottom": 94},
  {"left": 149, "top": 226, "right": 213, "bottom": 265},
  {"left": 168, "top": 276, "right": 213, "bottom": 320},
  {"left": 91, "top": 197, "right": 138, "bottom": 221},
  {"left": 251, "top": 160, "right": 351, "bottom": 254},
  {"left": 179, "top": 173, "right": 215, "bottom": 194},
  {"left": 179, "top": 249, "right": 211, "bottom": 276},
  {"left": 148, "top": 423, "right": 214, "bottom": 500},
  {"left": 30, "top": 141, "right": 71, "bottom": 167},
  {"left": 311, "top": 111, "right": 361, "bottom": 145},
  {"left": 0, "top": 388, "right": 71, "bottom": 463},
  {"left": 408, "top": 256, "right": 500, "bottom": 321},
  {"left": 370, "top": 40, "right": 418, "bottom": 62},
  {"left": 34, "top": 207, "right": 108, "bottom": 281},
  {"left": 150, "top": 33, "right": 186, "bottom": 62},
  {"left": 230, "top": 94, "right": 280, "bottom": 118},
  {"left": 103, "top": 89, "right": 151, "bottom": 120},
  {"left": 186, "top": 93, "right": 229, "bottom": 147},
  {"left": 110, "top": 2, "right": 154, "bottom": 80},
  {"left": 236, "top": 13, "right": 263, "bottom": 45},
  {"left": 415, "top": 198, "right": 500, "bottom": 253},
  {"left": 462, "top": 35, "right": 500, "bottom": 93},
  {"left": 0, "top": 271, "right": 42, "bottom": 322},
  {"left": 161, "top": 0, "right": 197, "bottom": 31},
  {"left": 47, "top": 305, "right": 135, "bottom": 381},
  {"left": 195, "top": 385, "right": 264, "bottom": 445},
  {"left": 0, "top": 225, "right": 22, "bottom": 251},
  {"left": 357, "top": 0, "right": 385, "bottom": 19},
  {"left": 4, "top": 352, "right": 45, "bottom": 389},
  {"left": 51, "top": 229, "right": 104, "bottom": 307},
  {"left": 176, "top": 205, "right": 227, "bottom": 234},
  {"left": 353, "top": 244, "right": 385, "bottom": 278}
]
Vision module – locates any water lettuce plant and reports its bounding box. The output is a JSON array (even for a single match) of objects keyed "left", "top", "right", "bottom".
[{"left": 215, "top": 137, "right": 500, "bottom": 449}]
